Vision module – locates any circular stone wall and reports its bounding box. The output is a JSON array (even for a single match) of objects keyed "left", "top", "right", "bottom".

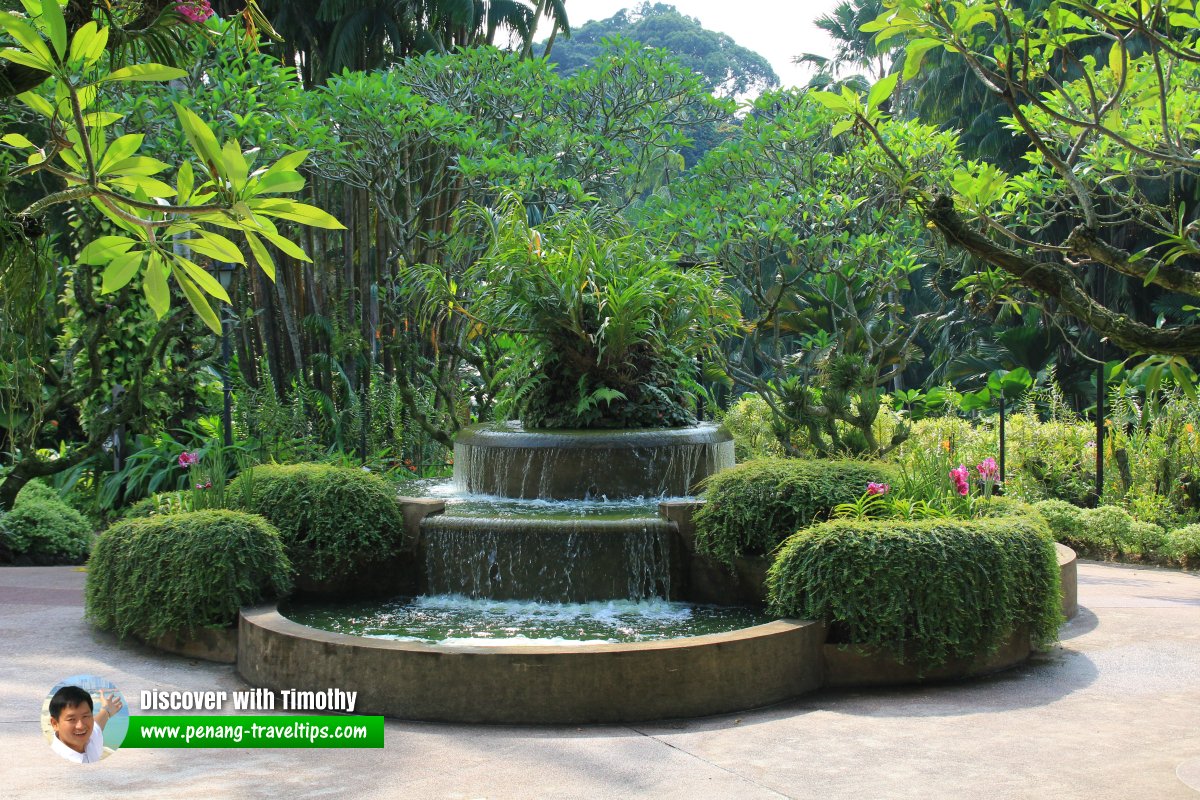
[
  {"left": 238, "top": 606, "right": 825, "bottom": 724},
  {"left": 453, "top": 423, "right": 735, "bottom": 499}
]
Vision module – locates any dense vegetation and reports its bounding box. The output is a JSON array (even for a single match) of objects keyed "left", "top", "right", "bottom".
[
  {"left": 766, "top": 513, "right": 1063, "bottom": 668},
  {"left": 85, "top": 509, "right": 291, "bottom": 638}
]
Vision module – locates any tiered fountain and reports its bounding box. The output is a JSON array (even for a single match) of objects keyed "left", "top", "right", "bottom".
[{"left": 237, "top": 422, "right": 827, "bottom": 723}]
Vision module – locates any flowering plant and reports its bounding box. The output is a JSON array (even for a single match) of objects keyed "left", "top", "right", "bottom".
[
  {"left": 949, "top": 464, "right": 970, "bottom": 496},
  {"left": 976, "top": 457, "right": 1000, "bottom": 499},
  {"left": 176, "top": 1, "right": 214, "bottom": 24},
  {"left": 866, "top": 482, "right": 890, "bottom": 496},
  {"left": 178, "top": 451, "right": 200, "bottom": 468}
]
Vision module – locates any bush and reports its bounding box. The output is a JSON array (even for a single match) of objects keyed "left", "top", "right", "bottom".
[
  {"left": 693, "top": 458, "right": 899, "bottom": 563},
  {"left": 86, "top": 510, "right": 291, "bottom": 639},
  {"left": 0, "top": 492, "right": 92, "bottom": 564},
  {"left": 229, "top": 463, "right": 403, "bottom": 582},
  {"left": 1165, "top": 524, "right": 1200, "bottom": 568},
  {"left": 1034, "top": 500, "right": 1169, "bottom": 560},
  {"left": 766, "top": 514, "right": 1063, "bottom": 669}
]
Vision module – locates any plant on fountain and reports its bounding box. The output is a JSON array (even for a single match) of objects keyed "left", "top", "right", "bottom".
[{"left": 411, "top": 195, "right": 739, "bottom": 429}]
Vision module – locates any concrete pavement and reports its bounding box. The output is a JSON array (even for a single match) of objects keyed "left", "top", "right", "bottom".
[{"left": 2, "top": 561, "right": 1199, "bottom": 799}]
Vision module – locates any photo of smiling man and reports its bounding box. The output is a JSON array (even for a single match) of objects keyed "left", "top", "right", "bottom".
[{"left": 42, "top": 677, "right": 128, "bottom": 764}]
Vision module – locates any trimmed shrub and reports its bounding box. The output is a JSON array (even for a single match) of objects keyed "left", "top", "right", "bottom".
[
  {"left": 229, "top": 463, "right": 403, "bottom": 582},
  {"left": 694, "top": 458, "right": 899, "bottom": 563},
  {"left": 86, "top": 510, "right": 291, "bottom": 638},
  {"left": 1035, "top": 501, "right": 1169, "bottom": 559},
  {"left": 15, "top": 480, "right": 61, "bottom": 504},
  {"left": 1, "top": 495, "right": 92, "bottom": 564},
  {"left": 1166, "top": 524, "right": 1200, "bottom": 568},
  {"left": 767, "top": 514, "right": 1063, "bottom": 669}
]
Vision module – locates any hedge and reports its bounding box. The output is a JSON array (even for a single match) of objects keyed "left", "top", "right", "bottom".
[
  {"left": 766, "top": 514, "right": 1063, "bottom": 669},
  {"left": 229, "top": 463, "right": 403, "bottom": 583},
  {"left": 1165, "top": 524, "right": 1200, "bottom": 568},
  {"left": 0, "top": 485, "right": 91, "bottom": 564},
  {"left": 86, "top": 510, "right": 291, "bottom": 639},
  {"left": 1033, "top": 500, "right": 1168, "bottom": 561},
  {"left": 693, "top": 458, "right": 899, "bottom": 563}
]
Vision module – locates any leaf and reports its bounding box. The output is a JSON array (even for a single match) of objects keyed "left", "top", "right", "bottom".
[
  {"left": 79, "top": 235, "right": 137, "bottom": 265},
  {"left": 810, "top": 91, "right": 852, "bottom": 112},
  {"left": 103, "top": 63, "right": 188, "bottom": 83},
  {"left": 181, "top": 231, "right": 245, "bottom": 264},
  {"left": 2, "top": 132, "right": 35, "bottom": 148},
  {"left": 252, "top": 169, "right": 304, "bottom": 195},
  {"left": 18, "top": 90, "right": 52, "bottom": 118},
  {"left": 108, "top": 175, "right": 177, "bottom": 198},
  {"left": 173, "top": 265, "right": 222, "bottom": 335},
  {"left": 34, "top": 0, "right": 67, "bottom": 60},
  {"left": 176, "top": 160, "right": 195, "bottom": 204},
  {"left": 100, "top": 250, "right": 145, "bottom": 293},
  {"left": 249, "top": 199, "right": 345, "bottom": 229},
  {"left": 244, "top": 231, "right": 276, "bottom": 281},
  {"left": 105, "top": 155, "right": 169, "bottom": 177},
  {"left": 0, "top": 12, "right": 53, "bottom": 65},
  {"left": 97, "top": 133, "right": 145, "bottom": 174},
  {"left": 0, "top": 46, "right": 51, "bottom": 70},
  {"left": 1108, "top": 41, "right": 1124, "bottom": 82},
  {"left": 175, "top": 255, "right": 232, "bottom": 303},
  {"left": 143, "top": 252, "right": 171, "bottom": 319},
  {"left": 221, "top": 139, "right": 249, "bottom": 190},
  {"left": 173, "top": 102, "right": 222, "bottom": 167},
  {"left": 867, "top": 73, "right": 900, "bottom": 114},
  {"left": 253, "top": 227, "right": 310, "bottom": 262},
  {"left": 903, "top": 38, "right": 941, "bottom": 80},
  {"left": 829, "top": 118, "right": 854, "bottom": 139},
  {"left": 68, "top": 20, "right": 103, "bottom": 65}
]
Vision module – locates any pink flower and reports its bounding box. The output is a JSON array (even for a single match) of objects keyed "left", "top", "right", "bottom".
[
  {"left": 976, "top": 457, "right": 999, "bottom": 480},
  {"left": 866, "top": 482, "right": 890, "bottom": 496},
  {"left": 178, "top": 451, "right": 200, "bottom": 468},
  {"left": 176, "top": 1, "right": 213, "bottom": 23},
  {"left": 949, "top": 464, "right": 970, "bottom": 496}
]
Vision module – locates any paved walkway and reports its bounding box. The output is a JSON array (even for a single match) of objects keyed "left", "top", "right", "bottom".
[{"left": 3, "top": 562, "right": 1200, "bottom": 799}]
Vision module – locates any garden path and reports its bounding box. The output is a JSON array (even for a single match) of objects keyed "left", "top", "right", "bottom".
[{"left": 2, "top": 561, "right": 1198, "bottom": 799}]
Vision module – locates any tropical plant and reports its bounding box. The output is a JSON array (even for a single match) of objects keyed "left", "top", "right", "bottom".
[{"left": 412, "top": 196, "right": 739, "bottom": 429}]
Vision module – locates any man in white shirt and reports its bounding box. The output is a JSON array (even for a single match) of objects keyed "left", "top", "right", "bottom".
[{"left": 48, "top": 685, "right": 123, "bottom": 764}]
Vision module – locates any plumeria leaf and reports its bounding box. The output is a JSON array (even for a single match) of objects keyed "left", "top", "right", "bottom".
[
  {"left": 80, "top": 235, "right": 137, "bottom": 265},
  {"left": 143, "top": 252, "right": 171, "bottom": 318},
  {"left": 176, "top": 255, "right": 232, "bottom": 303},
  {"left": 244, "top": 231, "right": 276, "bottom": 281},
  {"left": 103, "top": 63, "right": 188, "bottom": 82},
  {"left": 100, "top": 249, "right": 145, "bottom": 293},
  {"left": 173, "top": 265, "right": 222, "bottom": 335}
]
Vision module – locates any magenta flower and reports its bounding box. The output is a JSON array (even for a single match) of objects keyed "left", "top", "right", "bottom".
[
  {"left": 976, "top": 457, "right": 999, "bottom": 481},
  {"left": 178, "top": 451, "right": 200, "bottom": 468},
  {"left": 176, "top": 1, "right": 214, "bottom": 23},
  {"left": 949, "top": 464, "right": 970, "bottom": 496},
  {"left": 866, "top": 482, "right": 890, "bottom": 496}
]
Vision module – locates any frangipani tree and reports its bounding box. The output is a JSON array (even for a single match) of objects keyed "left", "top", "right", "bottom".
[
  {"left": 817, "top": 0, "right": 1200, "bottom": 359},
  {"left": 0, "top": 0, "right": 341, "bottom": 509},
  {"left": 2, "top": 0, "right": 343, "bottom": 335}
]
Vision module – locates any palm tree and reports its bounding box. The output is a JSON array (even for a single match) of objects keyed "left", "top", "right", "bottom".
[{"left": 794, "top": 0, "right": 891, "bottom": 90}]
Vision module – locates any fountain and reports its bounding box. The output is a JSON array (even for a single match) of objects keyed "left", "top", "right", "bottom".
[{"left": 237, "top": 422, "right": 828, "bottom": 723}]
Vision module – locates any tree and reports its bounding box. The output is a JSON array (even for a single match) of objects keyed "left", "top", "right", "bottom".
[
  {"left": 0, "top": 4, "right": 340, "bottom": 509},
  {"left": 545, "top": 2, "right": 778, "bottom": 99},
  {"left": 823, "top": 0, "right": 1200, "bottom": 358},
  {"left": 795, "top": 0, "right": 891, "bottom": 91}
]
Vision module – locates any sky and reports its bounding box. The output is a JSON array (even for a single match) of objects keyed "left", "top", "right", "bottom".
[{"left": 560, "top": 0, "right": 846, "bottom": 89}]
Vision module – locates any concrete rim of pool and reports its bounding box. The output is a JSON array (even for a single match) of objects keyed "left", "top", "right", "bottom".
[{"left": 233, "top": 544, "right": 1074, "bottom": 724}]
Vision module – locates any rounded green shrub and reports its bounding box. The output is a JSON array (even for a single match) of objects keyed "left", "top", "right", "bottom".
[
  {"left": 693, "top": 458, "right": 899, "bottom": 563},
  {"left": 1165, "top": 524, "right": 1200, "bottom": 568},
  {"left": 86, "top": 510, "right": 291, "bottom": 639},
  {"left": 229, "top": 463, "right": 403, "bottom": 582},
  {"left": 15, "top": 480, "right": 61, "bottom": 504},
  {"left": 1, "top": 496, "right": 92, "bottom": 564},
  {"left": 1130, "top": 521, "right": 1168, "bottom": 558},
  {"left": 1032, "top": 499, "right": 1085, "bottom": 545},
  {"left": 767, "top": 514, "right": 1063, "bottom": 669}
]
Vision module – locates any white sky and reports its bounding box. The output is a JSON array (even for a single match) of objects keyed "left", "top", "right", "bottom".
[{"left": 560, "top": 0, "right": 845, "bottom": 89}]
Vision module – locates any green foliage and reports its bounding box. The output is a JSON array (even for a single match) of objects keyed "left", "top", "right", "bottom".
[
  {"left": 416, "top": 197, "right": 738, "bottom": 429},
  {"left": 693, "top": 458, "right": 899, "bottom": 563},
  {"left": 717, "top": 393, "right": 787, "bottom": 461},
  {"left": 1034, "top": 500, "right": 1169, "bottom": 561},
  {"left": 85, "top": 510, "right": 291, "bottom": 639},
  {"left": 229, "top": 463, "right": 402, "bottom": 582},
  {"left": 766, "top": 514, "right": 1063, "bottom": 668},
  {"left": 548, "top": 4, "right": 779, "bottom": 99},
  {"left": 1165, "top": 524, "right": 1200, "bottom": 569},
  {"left": 121, "top": 490, "right": 192, "bottom": 519},
  {"left": 0, "top": 493, "right": 92, "bottom": 564}
]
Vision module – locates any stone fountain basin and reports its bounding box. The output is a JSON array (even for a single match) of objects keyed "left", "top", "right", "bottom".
[
  {"left": 453, "top": 422, "right": 734, "bottom": 499},
  {"left": 238, "top": 607, "right": 825, "bottom": 724}
]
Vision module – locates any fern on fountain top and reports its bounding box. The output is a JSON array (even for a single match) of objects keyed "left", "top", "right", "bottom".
[{"left": 416, "top": 196, "right": 739, "bottom": 429}]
